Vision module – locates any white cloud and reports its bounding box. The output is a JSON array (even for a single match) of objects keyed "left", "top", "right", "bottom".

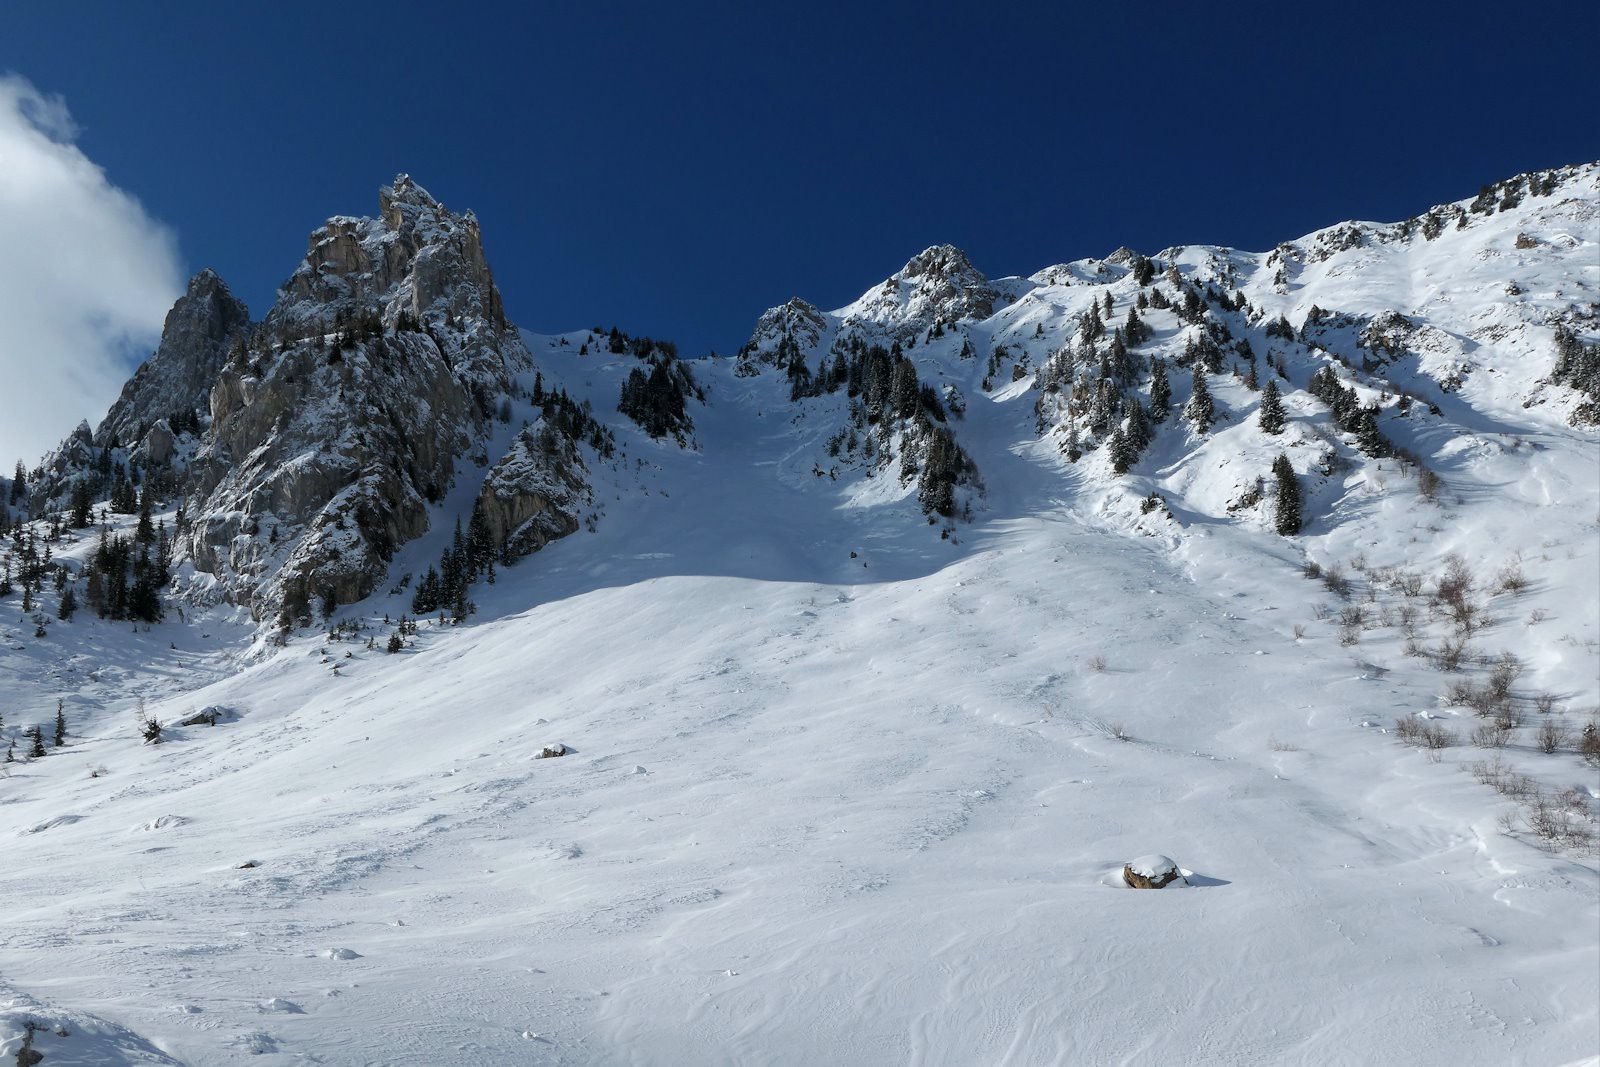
[{"left": 0, "top": 73, "right": 183, "bottom": 472}]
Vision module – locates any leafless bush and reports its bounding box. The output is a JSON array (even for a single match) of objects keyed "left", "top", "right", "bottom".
[
  {"left": 1579, "top": 721, "right": 1600, "bottom": 765},
  {"left": 1486, "top": 652, "right": 1521, "bottom": 702},
  {"left": 1404, "top": 635, "right": 1426, "bottom": 658},
  {"left": 1312, "top": 604, "right": 1331, "bottom": 622},
  {"left": 1110, "top": 720, "right": 1128, "bottom": 741},
  {"left": 1493, "top": 558, "right": 1529, "bottom": 595},
  {"left": 1396, "top": 717, "right": 1455, "bottom": 754},
  {"left": 1292, "top": 623, "right": 1307, "bottom": 641},
  {"left": 1397, "top": 602, "right": 1419, "bottom": 636},
  {"left": 1268, "top": 736, "right": 1300, "bottom": 752},
  {"left": 1535, "top": 691, "right": 1558, "bottom": 715},
  {"left": 1322, "top": 566, "right": 1352, "bottom": 598},
  {"left": 1471, "top": 722, "right": 1512, "bottom": 749},
  {"left": 1527, "top": 608, "right": 1548, "bottom": 625},
  {"left": 1537, "top": 720, "right": 1570, "bottom": 754},
  {"left": 1302, "top": 559, "right": 1323, "bottom": 580},
  {"left": 1087, "top": 654, "right": 1107, "bottom": 673},
  {"left": 1433, "top": 636, "right": 1471, "bottom": 672},
  {"left": 1526, "top": 793, "right": 1594, "bottom": 849},
  {"left": 1397, "top": 571, "right": 1424, "bottom": 598},
  {"left": 1417, "top": 466, "right": 1442, "bottom": 501},
  {"left": 1433, "top": 554, "right": 1476, "bottom": 617}
]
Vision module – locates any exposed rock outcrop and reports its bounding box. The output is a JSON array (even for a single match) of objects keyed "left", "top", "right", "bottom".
[
  {"left": 97, "top": 268, "right": 250, "bottom": 450},
  {"left": 182, "top": 175, "right": 535, "bottom": 619},
  {"left": 477, "top": 420, "right": 589, "bottom": 562}
]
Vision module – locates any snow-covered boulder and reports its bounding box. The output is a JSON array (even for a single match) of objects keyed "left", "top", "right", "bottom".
[{"left": 1122, "top": 854, "right": 1183, "bottom": 889}]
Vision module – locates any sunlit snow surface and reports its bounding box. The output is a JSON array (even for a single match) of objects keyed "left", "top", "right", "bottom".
[{"left": 2, "top": 169, "right": 1598, "bottom": 1064}]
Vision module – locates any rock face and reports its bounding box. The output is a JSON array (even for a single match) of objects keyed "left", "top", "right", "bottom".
[
  {"left": 738, "top": 297, "right": 828, "bottom": 370},
  {"left": 477, "top": 420, "right": 590, "bottom": 562},
  {"left": 1122, "top": 855, "right": 1183, "bottom": 889},
  {"left": 98, "top": 268, "right": 250, "bottom": 450},
  {"left": 181, "top": 176, "right": 548, "bottom": 620}
]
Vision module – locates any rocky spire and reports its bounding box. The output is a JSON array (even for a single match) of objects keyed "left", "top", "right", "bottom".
[{"left": 96, "top": 268, "right": 250, "bottom": 449}]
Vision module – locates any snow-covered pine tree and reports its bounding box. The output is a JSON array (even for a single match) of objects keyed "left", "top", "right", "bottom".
[
  {"left": 1149, "top": 359, "right": 1170, "bottom": 421},
  {"left": 1259, "top": 378, "right": 1286, "bottom": 434},
  {"left": 1272, "top": 453, "right": 1301, "bottom": 535},
  {"left": 1184, "top": 368, "right": 1214, "bottom": 433}
]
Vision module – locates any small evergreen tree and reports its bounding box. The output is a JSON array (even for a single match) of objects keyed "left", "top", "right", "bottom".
[
  {"left": 1259, "top": 378, "right": 1286, "bottom": 434},
  {"left": 58, "top": 582, "right": 77, "bottom": 621},
  {"left": 1272, "top": 453, "right": 1301, "bottom": 535},
  {"left": 142, "top": 717, "right": 163, "bottom": 745},
  {"left": 1184, "top": 368, "right": 1214, "bottom": 433},
  {"left": 1107, "top": 427, "right": 1136, "bottom": 474},
  {"left": 1148, "top": 359, "right": 1170, "bottom": 421},
  {"left": 54, "top": 700, "right": 66, "bottom": 747},
  {"left": 28, "top": 724, "right": 46, "bottom": 758}
]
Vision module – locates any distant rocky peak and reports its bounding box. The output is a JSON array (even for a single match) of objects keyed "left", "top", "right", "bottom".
[
  {"left": 379, "top": 172, "right": 441, "bottom": 225},
  {"left": 841, "top": 243, "right": 1005, "bottom": 338},
  {"left": 899, "top": 243, "right": 984, "bottom": 285},
  {"left": 270, "top": 175, "right": 506, "bottom": 335},
  {"left": 96, "top": 267, "right": 250, "bottom": 448}
]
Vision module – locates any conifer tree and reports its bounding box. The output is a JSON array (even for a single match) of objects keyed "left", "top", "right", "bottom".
[
  {"left": 1108, "top": 427, "right": 1135, "bottom": 474},
  {"left": 1272, "top": 453, "right": 1302, "bottom": 535},
  {"left": 1149, "top": 359, "right": 1171, "bottom": 421},
  {"left": 28, "top": 725, "right": 45, "bottom": 758},
  {"left": 1184, "top": 368, "right": 1214, "bottom": 433},
  {"left": 57, "top": 583, "right": 76, "bottom": 621},
  {"left": 54, "top": 700, "right": 65, "bottom": 747},
  {"left": 1259, "top": 378, "right": 1286, "bottom": 434}
]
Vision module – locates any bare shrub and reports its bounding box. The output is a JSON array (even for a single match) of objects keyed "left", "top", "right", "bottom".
[
  {"left": 1417, "top": 466, "right": 1442, "bottom": 501},
  {"left": 1109, "top": 720, "right": 1128, "bottom": 741},
  {"left": 1433, "top": 554, "right": 1476, "bottom": 614},
  {"left": 1404, "top": 635, "right": 1426, "bottom": 658},
  {"left": 1494, "top": 558, "right": 1529, "bottom": 595},
  {"left": 1535, "top": 691, "right": 1558, "bottom": 715},
  {"left": 1322, "top": 566, "right": 1352, "bottom": 598},
  {"left": 1292, "top": 623, "right": 1307, "bottom": 641},
  {"left": 1527, "top": 608, "right": 1548, "bottom": 625},
  {"left": 1087, "top": 654, "right": 1108, "bottom": 673},
  {"left": 1486, "top": 652, "right": 1521, "bottom": 702},
  {"left": 1579, "top": 721, "right": 1600, "bottom": 765},
  {"left": 1268, "top": 736, "right": 1300, "bottom": 752},
  {"left": 1397, "top": 571, "right": 1424, "bottom": 598},
  {"left": 1471, "top": 722, "right": 1512, "bottom": 749},
  {"left": 1537, "top": 720, "right": 1570, "bottom": 754},
  {"left": 1469, "top": 756, "right": 1510, "bottom": 787},
  {"left": 1433, "top": 636, "right": 1471, "bottom": 671},
  {"left": 1302, "top": 559, "right": 1323, "bottom": 580},
  {"left": 1396, "top": 717, "right": 1455, "bottom": 754},
  {"left": 1312, "top": 604, "right": 1331, "bottom": 622}
]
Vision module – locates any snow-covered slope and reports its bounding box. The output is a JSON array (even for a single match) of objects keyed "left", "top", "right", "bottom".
[{"left": 1, "top": 163, "right": 1597, "bottom": 1065}]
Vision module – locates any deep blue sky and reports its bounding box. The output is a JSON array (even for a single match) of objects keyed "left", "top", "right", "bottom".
[{"left": 5, "top": 1, "right": 1597, "bottom": 358}]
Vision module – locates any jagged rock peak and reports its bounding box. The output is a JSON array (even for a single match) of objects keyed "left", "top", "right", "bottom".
[
  {"left": 839, "top": 242, "right": 1005, "bottom": 338},
  {"left": 271, "top": 174, "right": 506, "bottom": 336},
  {"left": 899, "top": 243, "right": 986, "bottom": 284},
  {"left": 739, "top": 296, "right": 828, "bottom": 368},
  {"left": 96, "top": 267, "right": 250, "bottom": 448}
]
